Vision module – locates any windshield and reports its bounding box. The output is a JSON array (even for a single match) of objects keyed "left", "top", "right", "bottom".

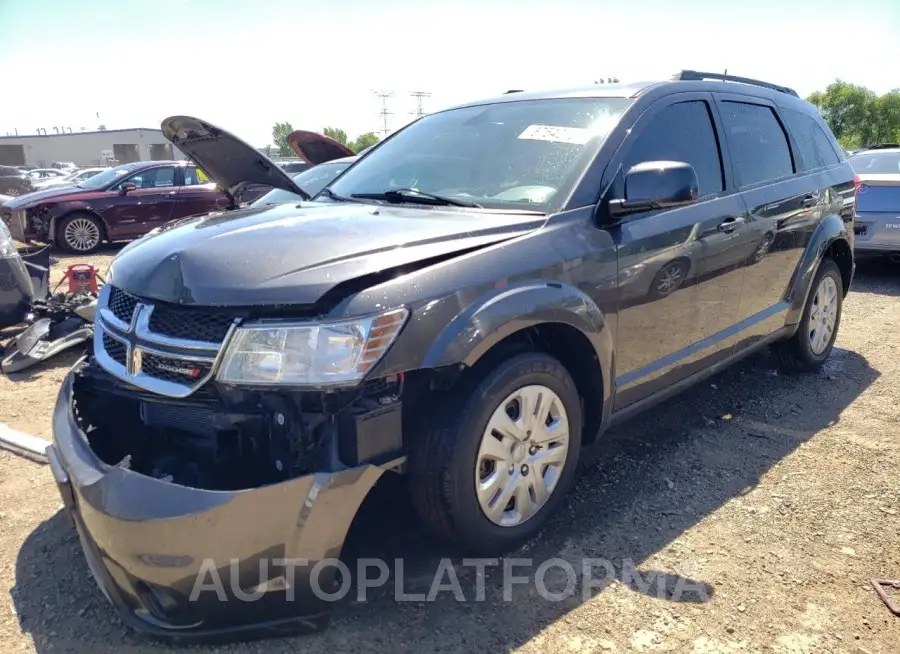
[
  {"left": 325, "top": 97, "right": 633, "bottom": 212},
  {"left": 252, "top": 161, "right": 354, "bottom": 206},
  {"left": 77, "top": 164, "right": 141, "bottom": 189},
  {"left": 849, "top": 151, "right": 900, "bottom": 174}
]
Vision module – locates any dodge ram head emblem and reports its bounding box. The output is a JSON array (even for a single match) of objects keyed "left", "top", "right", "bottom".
[{"left": 130, "top": 348, "right": 143, "bottom": 376}]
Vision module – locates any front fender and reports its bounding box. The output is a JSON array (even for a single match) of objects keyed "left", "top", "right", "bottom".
[
  {"left": 48, "top": 203, "right": 110, "bottom": 242},
  {"left": 421, "top": 280, "right": 613, "bottom": 398},
  {"left": 785, "top": 213, "right": 852, "bottom": 326}
]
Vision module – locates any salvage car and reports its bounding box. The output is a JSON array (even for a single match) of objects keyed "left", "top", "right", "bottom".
[
  {"left": 0, "top": 160, "right": 268, "bottom": 254},
  {"left": 0, "top": 220, "right": 49, "bottom": 329},
  {"left": 48, "top": 71, "right": 856, "bottom": 640},
  {"left": 846, "top": 145, "right": 900, "bottom": 261},
  {"left": 0, "top": 165, "right": 35, "bottom": 197}
]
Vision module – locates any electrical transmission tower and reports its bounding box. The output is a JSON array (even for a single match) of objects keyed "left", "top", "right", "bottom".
[
  {"left": 409, "top": 91, "right": 431, "bottom": 118},
  {"left": 373, "top": 90, "right": 394, "bottom": 137}
]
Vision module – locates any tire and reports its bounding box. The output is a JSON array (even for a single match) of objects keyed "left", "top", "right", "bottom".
[
  {"left": 56, "top": 212, "right": 104, "bottom": 254},
  {"left": 648, "top": 259, "right": 689, "bottom": 299},
  {"left": 2, "top": 185, "right": 21, "bottom": 196},
  {"left": 408, "top": 352, "right": 583, "bottom": 556},
  {"left": 771, "top": 258, "right": 843, "bottom": 373},
  {"left": 748, "top": 233, "right": 774, "bottom": 264}
]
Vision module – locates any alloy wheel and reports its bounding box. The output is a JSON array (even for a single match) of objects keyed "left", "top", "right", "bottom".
[
  {"left": 475, "top": 384, "right": 570, "bottom": 527},
  {"left": 64, "top": 218, "right": 101, "bottom": 252},
  {"left": 656, "top": 263, "right": 685, "bottom": 295}
]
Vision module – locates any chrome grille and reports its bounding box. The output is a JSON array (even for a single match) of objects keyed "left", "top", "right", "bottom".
[
  {"left": 108, "top": 287, "right": 139, "bottom": 324},
  {"left": 93, "top": 284, "right": 238, "bottom": 398}
]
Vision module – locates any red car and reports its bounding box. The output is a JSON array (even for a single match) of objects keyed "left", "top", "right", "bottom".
[{"left": 0, "top": 160, "right": 267, "bottom": 254}]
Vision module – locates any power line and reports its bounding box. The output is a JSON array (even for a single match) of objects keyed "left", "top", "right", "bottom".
[
  {"left": 372, "top": 90, "right": 394, "bottom": 137},
  {"left": 409, "top": 91, "right": 431, "bottom": 118}
]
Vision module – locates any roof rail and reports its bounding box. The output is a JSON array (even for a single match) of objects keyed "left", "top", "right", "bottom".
[
  {"left": 504, "top": 89, "right": 524, "bottom": 94},
  {"left": 672, "top": 70, "right": 799, "bottom": 97}
]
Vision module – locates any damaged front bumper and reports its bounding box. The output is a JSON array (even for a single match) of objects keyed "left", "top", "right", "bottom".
[{"left": 48, "top": 359, "right": 398, "bottom": 642}]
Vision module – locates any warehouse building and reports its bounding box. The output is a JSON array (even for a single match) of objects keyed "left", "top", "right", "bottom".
[{"left": 0, "top": 128, "right": 187, "bottom": 167}]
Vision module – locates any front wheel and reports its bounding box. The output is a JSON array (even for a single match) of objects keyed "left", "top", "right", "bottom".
[
  {"left": 771, "top": 258, "right": 843, "bottom": 373},
  {"left": 57, "top": 212, "right": 103, "bottom": 254},
  {"left": 409, "top": 352, "right": 583, "bottom": 556}
]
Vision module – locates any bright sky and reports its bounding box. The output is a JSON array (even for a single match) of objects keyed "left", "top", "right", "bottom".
[{"left": 1, "top": 0, "right": 898, "bottom": 148}]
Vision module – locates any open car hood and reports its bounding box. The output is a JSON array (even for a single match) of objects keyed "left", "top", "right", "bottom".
[
  {"left": 160, "top": 115, "right": 308, "bottom": 200},
  {"left": 287, "top": 130, "right": 356, "bottom": 164}
]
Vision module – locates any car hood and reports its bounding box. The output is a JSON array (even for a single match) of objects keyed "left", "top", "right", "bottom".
[
  {"left": 109, "top": 201, "right": 544, "bottom": 307},
  {"left": 3, "top": 185, "right": 92, "bottom": 209},
  {"left": 160, "top": 115, "right": 308, "bottom": 200},
  {"left": 287, "top": 130, "right": 356, "bottom": 164}
]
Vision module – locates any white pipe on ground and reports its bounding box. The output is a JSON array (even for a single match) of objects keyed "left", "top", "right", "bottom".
[{"left": 0, "top": 423, "right": 50, "bottom": 464}]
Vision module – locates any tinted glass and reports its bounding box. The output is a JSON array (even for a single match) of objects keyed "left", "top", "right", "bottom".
[
  {"left": 116, "top": 166, "right": 176, "bottom": 189},
  {"left": 720, "top": 102, "right": 794, "bottom": 185},
  {"left": 849, "top": 151, "right": 900, "bottom": 174},
  {"left": 327, "top": 97, "right": 633, "bottom": 211},
  {"left": 182, "top": 166, "right": 210, "bottom": 186},
  {"left": 781, "top": 108, "right": 840, "bottom": 170},
  {"left": 622, "top": 100, "right": 724, "bottom": 197},
  {"left": 856, "top": 185, "right": 900, "bottom": 212},
  {"left": 253, "top": 161, "right": 354, "bottom": 206},
  {"left": 78, "top": 163, "right": 142, "bottom": 189}
]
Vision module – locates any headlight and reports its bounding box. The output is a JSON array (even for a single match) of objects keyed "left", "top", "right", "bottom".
[
  {"left": 216, "top": 307, "right": 409, "bottom": 386},
  {"left": 619, "top": 263, "right": 646, "bottom": 280}
]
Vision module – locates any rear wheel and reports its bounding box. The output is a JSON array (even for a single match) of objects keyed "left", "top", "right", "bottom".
[
  {"left": 771, "top": 258, "right": 843, "bottom": 373},
  {"left": 57, "top": 212, "right": 103, "bottom": 254},
  {"left": 409, "top": 352, "right": 583, "bottom": 556}
]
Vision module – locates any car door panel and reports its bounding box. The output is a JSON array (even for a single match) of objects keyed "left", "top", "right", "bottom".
[
  {"left": 598, "top": 93, "right": 749, "bottom": 411},
  {"left": 101, "top": 166, "right": 179, "bottom": 238},
  {"left": 714, "top": 96, "right": 823, "bottom": 352}
]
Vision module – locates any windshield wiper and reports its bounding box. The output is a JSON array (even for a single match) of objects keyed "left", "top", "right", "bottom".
[
  {"left": 317, "top": 187, "right": 354, "bottom": 202},
  {"left": 351, "top": 188, "right": 482, "bottom": 208}
]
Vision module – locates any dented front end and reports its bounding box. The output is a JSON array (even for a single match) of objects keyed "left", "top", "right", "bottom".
[{"left": 48, "top": 349, "right": 407, "bottom": 640}]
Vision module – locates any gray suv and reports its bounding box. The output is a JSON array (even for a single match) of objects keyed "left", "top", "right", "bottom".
[{"left": 47, "top": 71, "right": 857, "bottom": 641}]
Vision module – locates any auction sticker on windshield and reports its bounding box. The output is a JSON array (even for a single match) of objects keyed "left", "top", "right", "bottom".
[{"left": 518, "top": 124, "right": 593, "bottom": 145}]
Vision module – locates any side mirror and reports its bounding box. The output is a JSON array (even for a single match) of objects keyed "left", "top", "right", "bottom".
[
  {"left": 119, "top": 182, "right": 137, "bottom": 195},
  {"left": 608, "top": 161, "right": 699, "bottom": 218}
]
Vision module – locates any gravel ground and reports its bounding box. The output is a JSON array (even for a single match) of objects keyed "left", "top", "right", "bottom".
[{"left": 0, "top": 250, "right": 898, "bottom": 654}]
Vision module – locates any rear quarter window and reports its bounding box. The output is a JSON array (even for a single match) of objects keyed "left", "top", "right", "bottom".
[
  {"left": 780, "top": 107, "right": 840, "bottom": 170},
  {"left": 719, "top": 101, "right": 795, "bottom": 186}
]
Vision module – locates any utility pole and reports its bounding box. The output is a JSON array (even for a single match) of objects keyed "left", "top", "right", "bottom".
[
  {"left": 409, "top": 91, "right": 431, "bottom": 119},
  {"left": 372, "top": 90, "right": 394, "bottom": 138}
]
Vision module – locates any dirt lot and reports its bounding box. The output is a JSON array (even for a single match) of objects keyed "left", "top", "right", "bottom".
[{"left": 0, "top": 250, "right": 898, "bottom": 654}]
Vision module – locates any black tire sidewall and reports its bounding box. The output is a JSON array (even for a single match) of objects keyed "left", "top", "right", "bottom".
[
  {"left": 57, "top": 213, "right": 103, "bottom": 254},
  {"left": 441, "top": 353, "right": 583, "bottom": 554},
  {"left": 796, "top": 259, "right": 843, "bottom": 365}
]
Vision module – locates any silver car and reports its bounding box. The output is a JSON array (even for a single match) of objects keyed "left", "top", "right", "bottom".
[{"left": 848, "top": 146, "right": 900, "bottom": 260}]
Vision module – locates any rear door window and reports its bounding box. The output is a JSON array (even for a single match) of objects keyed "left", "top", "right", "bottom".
[
  {"left": 720, "top": 101, "right": 795, "bottom": 186},
  {"left": 621, "top": 100, "right": 725, "bottom": 197}
]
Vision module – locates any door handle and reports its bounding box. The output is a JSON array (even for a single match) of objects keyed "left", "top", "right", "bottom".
[
  {"left": 717, "top": 216, "right": 746, "bottom": 233},
  {"left": 801, "top": 194, "right": 817, "bottom": 208}
]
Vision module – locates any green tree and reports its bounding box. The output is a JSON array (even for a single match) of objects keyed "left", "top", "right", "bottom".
[
  {"left": 806, "top": 81, "right": 900, "bottom": 148},
  {"left": 271, "top": 121, "right": 295, "bottom": 157},
  {"left": 322, "top": 127, "right": 349, "bottom": 147},
  {"left": 349, "top": 132, "right": 380, "bottom": 153}
]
